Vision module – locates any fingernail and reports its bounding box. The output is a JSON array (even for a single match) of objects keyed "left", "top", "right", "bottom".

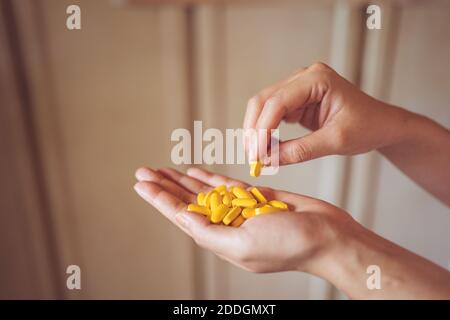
[
  {"left": 262, "top": 155, "right": 271, "bottom": 166},
  {"left": 135, "top": 167, "right": 153, "bottom": 181},
  {"left": 175, "top": 213, "right": 189, "bottom": 228}
]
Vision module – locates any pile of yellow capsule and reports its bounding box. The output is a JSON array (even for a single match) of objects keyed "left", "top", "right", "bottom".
[{"left": 187, "top": 184, "right": 288, "bottom": 227}]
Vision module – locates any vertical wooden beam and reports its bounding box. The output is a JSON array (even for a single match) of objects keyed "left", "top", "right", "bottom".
[
  {"left": 0, "top": 0, "right": 59, "bottom": 299},
  {"left": 335, "top": 1, "right": 400, "bottom": 299},
  {"left": 11, "top": 0, "right": 87, "bottom": 298},
  {"left": 347, "top": 1, "right": 399, "bottom": 227},
  {"left": 159, "top": 5, "right": 197, "bottom": 298},
  {"left": 308, "top": 0, "right": 366, "bottom": 300},
  {"left": 191, "top": 3, "right": 229, "bottom": 299}
]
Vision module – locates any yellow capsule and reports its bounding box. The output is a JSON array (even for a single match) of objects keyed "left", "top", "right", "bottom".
[
  {"left": 211, "top": 204, "right": 229, "bottom": 224},
  {"left": 222, "top": 192, "right": 233, "bottom": 206},
  {"left": 214, "top": 185, "right": 227, "bottom": 193},
  {"left": 210, "top": 192, "right": 222, "bottom": 211},
  {"left": 197, "top": 192, "right": 206, "bottom": 206},
  {"left": 223, "top": 207, "right": 242, "bottom": 225},
  {"left": 232, "top": 186, "right": 254, "bottom": 199},
  {"left": 268, "top": 200, "right": 288, "bottom": 210},
  {"left": 241, "top": 207, "right": 256, "bottom": 219},
  {"left": 187, "top": 204, "right": 210, "bottom": 216},
  {"left": 255, "top": 205, "right": 280, "bottom": 215},
  {"left": 203, "top": 190, "right": 217, "bottom": 208},
  {"left": 231, "top": 198, "right": 257, "bottom": 208},
  {"left": 250, "top": 160, "right": 262, "bottom": 177},
  {"left": 230, "top": 214, "right": 245, "bottom": 227},
  {"left": 250, "top": 187, "right": 267, "bottom": 204}
]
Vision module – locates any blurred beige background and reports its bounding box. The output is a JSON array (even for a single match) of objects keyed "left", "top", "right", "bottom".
[{"left": 0, "top": 0, "right": 449, "bottom": 299}]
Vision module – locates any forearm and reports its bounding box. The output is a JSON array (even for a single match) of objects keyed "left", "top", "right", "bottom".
[
  {"left": 378, "top": 108, "right": 450, "bottom": 206},
  {"left": 309, "top": 224, "right": 450, "bottom": 299}
]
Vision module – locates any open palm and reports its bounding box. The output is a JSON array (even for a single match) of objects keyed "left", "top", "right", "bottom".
[{"left": 134, "top": 167, "right": 354, "bottom": 273}]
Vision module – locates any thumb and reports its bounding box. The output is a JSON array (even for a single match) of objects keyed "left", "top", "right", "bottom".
[
  {"left": 175, "top": 212, "right": 240, "bottom": 256},
  {"left": 271, "top": 129, "right": 333, "bottom": 165}
]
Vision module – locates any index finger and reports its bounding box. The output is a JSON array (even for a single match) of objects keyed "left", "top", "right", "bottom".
[
  {"left": 186, "top": 167, "right": 249, "bottom": 189},
  {"left": 243, "top": 67, "right": 307, "bottom": 131},
  {"left": 254, "top": 70, "right": 325, "bottom": 161},
  {"left": 134, "top": 180, "right": 243, "bottom": 259}
]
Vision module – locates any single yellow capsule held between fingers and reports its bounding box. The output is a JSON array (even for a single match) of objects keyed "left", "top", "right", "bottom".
[
  {"left": 250, "top": 187, "right": 267, "bottom": 204},
  {"left": 268, "top": 200, "right": 288, "bottom": 210},
  {"left": 210, "top": 192, "right": 222, "bottom": 211},
  {"left": 250, "top": 160, "right": 262, "bottom": 177},
  {"left": 211, "top": 204, "right": 229, "bottom": 224},
  {"left": 230, "top": 214, "right": 245, "bottom": 227},
  {"left": 255, "top": 205, "right": 280, "bottom": 215},
  {"left": 187, "top": 204, "right": 210, "bottom": 216},
  {"left": 214, "top": 185, "right": 227, "bottom": 193},
  {"left": 232, "top": 186, "right": 254, "bottom": 199},
  {"left": 197, "top": 192, "right": 206, "bottom": 206},
  {"left": 231, "top": 198, "right": 257, "bottom": 208},
  {"left": 223, "top": 207, "right": 242, "bottom": 225},
  {"left": 241, "top": 207, "right": 256, "bottom": 219}
]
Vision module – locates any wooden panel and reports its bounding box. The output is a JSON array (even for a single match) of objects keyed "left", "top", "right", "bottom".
[
  {"left": 10, "top": 0, "right": 448, "bottom": 301},
  {"left": 191, "top": 4, "right": 228, "bottom": 299},
  {"left": 372, "top": 0, "right": 450, "bottom": 269},
  {"left": 198, "top": 0, "right": 336, "bottom": 299},
  {"left": 16, "top": 0, "right": 195, "bottom": 298},
  {"left": 0, "top": 0, "right": 57, "bottom": 299},
  {"left": 333, "top": 0, "right": 400, "bottom": 300},
  {"left": 310, "top": 0, "right": 367, "bottom": 300}
]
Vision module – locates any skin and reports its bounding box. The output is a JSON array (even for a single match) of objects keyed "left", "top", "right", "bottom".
[
  {"left": 244, "top": 62, "right": 450, "bottom": 205},
  {"left": 134, "top": 63, "right": 450, "bottom": 299}
]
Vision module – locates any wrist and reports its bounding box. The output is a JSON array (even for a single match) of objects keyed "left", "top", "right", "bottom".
[
  {"left": 298, "top": 215, "right": 364, "bottom": 281},
  {"left": 300, "top": 216, "right": 446, "bottom": 299},
  {"left": 299, "top": 218, "right": 389, "bottom": 299},
  {"left": 376, "top": 103, "right": 424, "bottom": 151}
]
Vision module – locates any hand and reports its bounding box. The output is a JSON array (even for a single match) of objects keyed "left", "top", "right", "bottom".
[
  {"left": 133, "top": 166, "right": 450, "bottom": 299},
  {"left": 133, "top": 166, "right": 355, "bottom": 274},
  {"left": 243, "top": 62, "right": 413, "bottom": 165}
]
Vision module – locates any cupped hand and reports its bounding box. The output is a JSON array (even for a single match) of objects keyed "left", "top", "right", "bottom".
[
  {"left": 133, "top": 166, "right": 356, "bottom": 274},
  {"left": 244, "top": 62, "right": 413, "bottom": 165}
]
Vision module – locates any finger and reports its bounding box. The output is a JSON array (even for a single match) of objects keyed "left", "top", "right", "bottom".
[
  {"left": 254, "top": 71, "right": 326, "bottom": 161},
  {"left": 135, "top": 167, "right": 196, "bottom": 203},
  {"left": 134, "top": 181, "right": 189, "bottom": 224},
  {"left": 243, "top": 66, "right": 307, "bottom": 129},
  {"left": 158, "top": 167, "right": 211, "bottom": 194},
  {"left": 284, "top": 107, "right": 305, "bottom": 123},
  {"left": 243, "top": 79, "right": 290, "bottom": 130},
  {"left": 135, "top": 180, "right": 243, "bottom": 259},
  {"left": 243, "top": 68, "right": 306, "bottom": 153},
  {"left": 243, "top": 84, "right": 284, "bottom": 156},
  {"left": 186, "top": 167, "right": 249, "bottom": 188},
  {"left": 255, "top": 186, "right": 317, "bottom": 211},
  {"left": 176, "top": 211, "right": 242, "bottom": 259},
  {"left": 269, "top": 128, "right": 334, "bottom": 165}
]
